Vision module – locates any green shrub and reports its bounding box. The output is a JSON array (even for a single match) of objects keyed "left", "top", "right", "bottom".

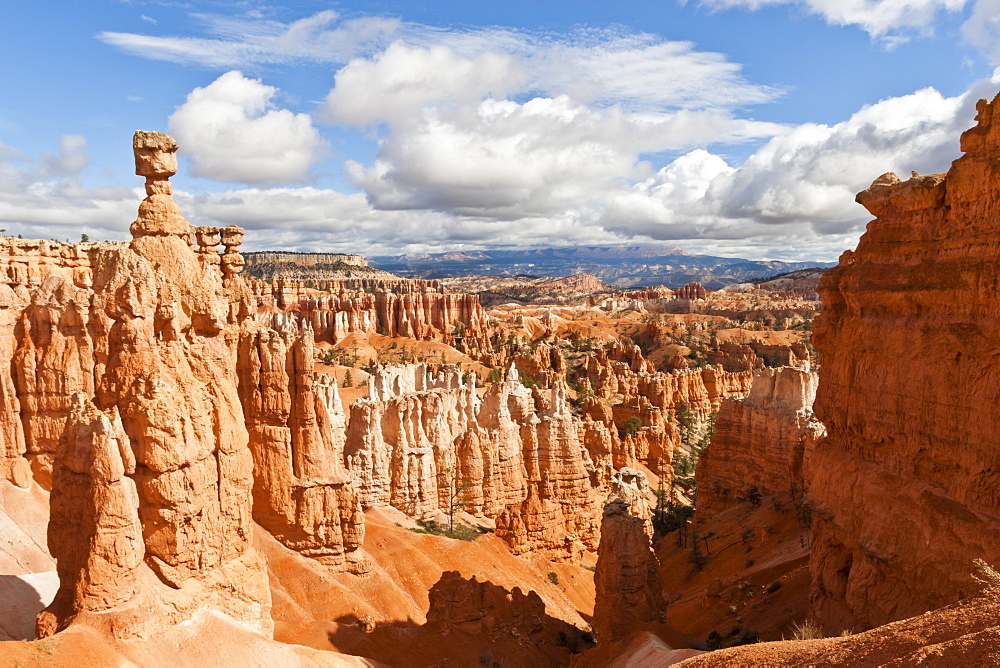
[{"left": 407, "top": 519, "right": 485, "bottom": 541}]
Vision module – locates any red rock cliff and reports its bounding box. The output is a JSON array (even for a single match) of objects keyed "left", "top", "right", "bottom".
[{"left": 810, "top": 92, "right": 1000, "bottom": 631}]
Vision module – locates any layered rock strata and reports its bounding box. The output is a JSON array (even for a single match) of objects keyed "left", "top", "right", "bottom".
[
  {"left": 696, "top": 367, "right": 824, "bottom": 516},
  {"left": 810, "top": 92, "right": 1000, "bottom": 631}
]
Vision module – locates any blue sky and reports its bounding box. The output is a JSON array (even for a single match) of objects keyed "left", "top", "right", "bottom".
[{"left": 1, "top": 0, "right": 998, "bottom": 261}]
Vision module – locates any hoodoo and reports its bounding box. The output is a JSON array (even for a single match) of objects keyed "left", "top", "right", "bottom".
[{"left": 32, "top": 130, "right": 272, "bottom": 638}]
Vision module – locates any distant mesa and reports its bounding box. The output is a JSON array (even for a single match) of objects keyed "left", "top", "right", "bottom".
[{"left": 242, "top": 250, "right": 399, "bottom": 282}]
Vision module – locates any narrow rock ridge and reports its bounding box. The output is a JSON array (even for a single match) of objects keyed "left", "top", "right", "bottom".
[
  {"left": 810, "top": 91, "right": 1000, "bottom": 631},
  {"left": 696, "top": 366, "right": 824, "bottom": 517}
]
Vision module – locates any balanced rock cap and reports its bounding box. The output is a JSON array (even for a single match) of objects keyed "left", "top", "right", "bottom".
[{"left": 133, "top": 131, "right": 178, "bottom": 179}]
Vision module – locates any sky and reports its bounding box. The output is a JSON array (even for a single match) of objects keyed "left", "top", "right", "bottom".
[{"left": 1, "top": 1, "right": 999, "bottom": 261}]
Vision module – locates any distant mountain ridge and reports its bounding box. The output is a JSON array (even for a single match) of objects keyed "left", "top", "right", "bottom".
[{"left": 369, "top": 245, "right": 834, "bottom": 289}]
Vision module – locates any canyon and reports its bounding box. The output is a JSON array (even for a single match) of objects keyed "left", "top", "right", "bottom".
[{"left": 4, "top": 91, "right": 1000, "bottom": 666}]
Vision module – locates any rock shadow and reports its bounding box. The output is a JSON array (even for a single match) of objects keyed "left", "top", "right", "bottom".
[
  {"left": 0, "top": 574, "right": 45, "bottom": 641},
  {"left": 324, "top": 571, "right": 593, "bottom": 666}
]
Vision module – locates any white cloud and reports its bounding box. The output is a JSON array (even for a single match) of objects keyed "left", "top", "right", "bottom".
[
  {"left": 98, "top": 11, "right": 401, "bottom": 67},
  {"left": 317, "top": 29, "right": 784, "bottom": 222},
  {"left": 66, "top": 8, "right": 1000, "bottom": 261},
  {"left": 177, "top": 187, "right": 624, "bottom": 255},
  {"left": 532, "top": 33, "right": 778, "bottom": 111},
  {"left": 103, "top": 12, "right": 778, "bottom": 116},
  {"left": 0, "top": 67, "right": 992, "bottom": 263},
  {"left": 963, "top": 0, "right": 1000, "bottom": 64},
  {"left": 41, "top": 135, "right": 88, "bottom": 176},
  {"left": 695, "top": 0, "right": 969, "bottom": 39},
  {"left": 324, "top": 42, "right": 528, "bottom": 126},
  {"left": 167, "top": 71, "right": 326, "bottom": 184},
  {"left": 347, "top": 96, "right": 783, "bottom": 217},
  {"left": 601, "top": 78, "right": 1000, "bottom": 248},
  {"left": 0, "top": 139, "right": 135, "bottom": 241}
]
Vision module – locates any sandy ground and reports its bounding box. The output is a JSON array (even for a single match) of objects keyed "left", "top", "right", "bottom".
[{"left": 263, "top": 506, "right": 598, "bottom": 666}]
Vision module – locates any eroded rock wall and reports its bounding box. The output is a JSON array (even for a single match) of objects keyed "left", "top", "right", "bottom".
[
  {"left": 343, "top": 364, "right": 603, "bottom": 560},
  {"left": 582, "top": 353, "right": 752, "bottom": 423},
  {"left": 238, "top": 327, "right": 365, "bottom": 572},
  {"left": 252, "top": 278, "right": 494, "bottom": 349},
  {"left": 810, "top": 92, "right": 1000, "bottom": 631}
]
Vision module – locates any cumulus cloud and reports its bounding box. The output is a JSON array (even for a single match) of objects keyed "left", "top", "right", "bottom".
[
  {"left": 602, "top": 77, "right": 1000, "bottom": 248},
  {"left": 324, "top": 43, "right": 527, "bottom": 126},
  {"left": 76, "top": 7, "right": 1000, "bottom": 261},
  {"left": 347, "top": 96, "right": 782, "bottom": 217},
  {"left": 695, "top": 0, "right": 968, "bottom": 40},
  {"left": 317, "top": 28, "right": 784, "bottom": 221},
  {"left": 1, "top": 68, "right": 992, "bottom": 262},
  {"left": 167, "top": 71, "right": 326, "bottom": 184}
]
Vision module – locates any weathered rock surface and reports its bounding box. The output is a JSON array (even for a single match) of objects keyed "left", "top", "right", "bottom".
[
  {"left": 32, "top": 131, "right": 273, "bottom": 638},
  {"left": 696, "top": 367, "right": 824, "bottom": 516},
  {"left": 344, "top": 363, "right": 600, "bottom": 560},
  {"left": 252, "top": 277, "right": 494, "bottom": 353},
  {"left": 676, "top": 587, "right": 1000, "bottom": 667},
  {"left": 581, "top": 350, "right": 752, "bottom": 423},
  {"left": 43, "top": 394, "right": 142, "bottom": 625},
  {"left": 810, "top": 92, "right": 1000, "bottom": 631},
  {"left": 238, "top": 327, "right": 366, "bottom": 572},
  {"left": 593, "top": 499, "right": 664, "bottom": 644}
]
